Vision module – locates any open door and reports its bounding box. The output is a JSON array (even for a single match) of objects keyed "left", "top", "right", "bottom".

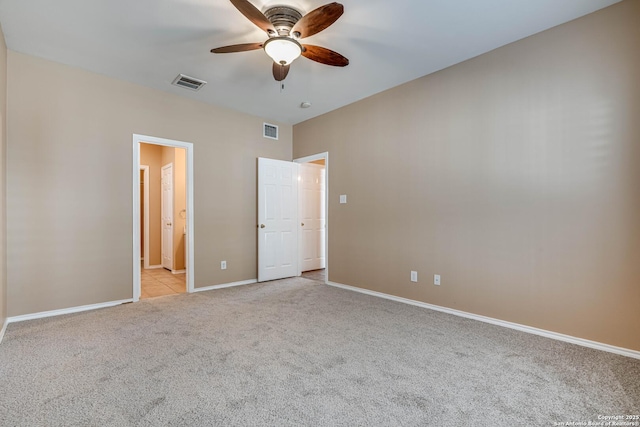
[
  {"left": 299, "top": 163, "right": 326, "bottom": 272},
  {"left": 258, "top": 157, "right": 299, "bottom": 282},
  {"left": 161, "top": 163, "right": 173, "bottom": 270}
]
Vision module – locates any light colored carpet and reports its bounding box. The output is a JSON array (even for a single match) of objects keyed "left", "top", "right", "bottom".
[{"left": 0, "top": 277, "right": 638, "bottom": 426}]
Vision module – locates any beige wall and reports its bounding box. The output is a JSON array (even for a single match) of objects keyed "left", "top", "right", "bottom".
[
  {"left": 140, "top": 170, "right": 144, "bottom": 255},
  {"left": 0, "top": 24, "right": 7, "bottom": 331},
  {"left": 294, "top": 1, "right": 640, "bottom": 351},
  {"left": 6, "top": 51, "right": 292, "bottom": 316},
  {"left": 140, "top": 143, "right": 163, "bottom": 266}
]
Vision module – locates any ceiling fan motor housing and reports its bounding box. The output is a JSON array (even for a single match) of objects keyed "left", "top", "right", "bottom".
[{"left": 264, "top": 6, "right": 302, "bottom": 36}]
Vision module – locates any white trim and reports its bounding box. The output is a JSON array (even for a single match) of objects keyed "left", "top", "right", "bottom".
[
  {"left": 326, "top": 281, "right": 640, "bottom": 360},
  {"left": 133, "top": 134, "right": 195, "bottom": 302},
  {"left": 6, "top": 299, "right": 132, "bottom": 324},
  {"left": 294, "top": 152, "right": 329, "bottom": 284},
  {"left": 140, "top": 165, "right": 150, "bottom": 269},
  {"left": 192, "top": 279, "right": 258, "bottom": 293},
  {"left": 172, "top": 269, "right": 186, "bottom": 274},
  {"left": 0, "top": 320, "right": 7, "bottom": 344},
  {"left": 145, "top": 265, "right": 163, "bottom": 270}
]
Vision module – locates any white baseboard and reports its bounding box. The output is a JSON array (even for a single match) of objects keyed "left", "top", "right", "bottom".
[
  {"left": 6, "top": 299, "right": 133, "bottom": 324},
  {"left": 193, "top": 279, "right": 257, "bottom": 293},
  {"left": 172, "top": 269, "right": 186, "bottom": 275},
  {"left": 0, "top": 319, "right": 7, "bottom": 345},
  {"left": 145, "top": 265, "right": 163, "bottom": 270},
  {"left": 326, "top": 281, "right": 640, "bottom": 360}
]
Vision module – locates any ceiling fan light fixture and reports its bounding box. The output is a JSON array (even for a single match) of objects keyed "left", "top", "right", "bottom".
[{"left": 263, "top": 37, "right": 302, "bottom": 66}]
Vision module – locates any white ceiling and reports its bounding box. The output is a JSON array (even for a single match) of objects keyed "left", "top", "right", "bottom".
[{"left": 0, "top": 0, "right": 620, "bottom": 124}]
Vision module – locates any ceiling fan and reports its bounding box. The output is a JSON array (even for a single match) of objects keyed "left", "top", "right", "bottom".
[{"left": 211, "top": 0, "right": 349, "bottom": 82}]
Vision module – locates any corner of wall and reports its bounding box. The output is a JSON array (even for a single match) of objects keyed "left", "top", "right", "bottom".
[
  {"left": 0, "top": 22, "right": 8, "bottom": 341},
  {"left": 291, "top": 1, "right": 640, "bottom": 352}
]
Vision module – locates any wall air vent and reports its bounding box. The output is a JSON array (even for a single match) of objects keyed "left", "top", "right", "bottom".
[
  {"left": 172, "top": 74, "right": 207, "bottom": 91},
  {"left": 263, "top": 123, "right": 279, "bottom": 140}
]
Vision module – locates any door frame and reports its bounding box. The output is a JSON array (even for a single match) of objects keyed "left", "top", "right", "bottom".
[
  {"left": 140, "top": 165, "right": 150, "bottom": 269},
  {"left": 294, "top": 152, "right": 329, "bottom": 283},
  {"left": 133, "top": 134, "right": 195, "bottom": 302}
]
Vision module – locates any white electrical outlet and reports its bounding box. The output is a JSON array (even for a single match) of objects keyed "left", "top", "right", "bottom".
[
  {"left": 221, "top": 261, "right": 227, "bottom": 270},
  {"left": 340, "top": 194, "right": 347, "bottom": 204},
  {"left": 410, "top": 271, "right": 418, "bottom": 282},
  {"left": 434, "top": 274, "right": 441, "bottom": 286}
]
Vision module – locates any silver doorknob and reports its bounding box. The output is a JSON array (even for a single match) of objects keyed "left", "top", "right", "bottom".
[{"left": 260, "top": 224, "right": 265, "bottom": 228}]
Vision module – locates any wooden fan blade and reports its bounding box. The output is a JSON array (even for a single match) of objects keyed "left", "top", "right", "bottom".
[
  {"left": 301, "top": 45, "right": 349, "bottom": 67},
  {"left": 291, "top": 2, "right": 344, "bottom": 39},
  {"left": 272, "top": 63, "right": 290, "bottom": 81},
  {"left": 229, "top": 0, "right": 276, "bottom": 34},
  {"left": 211, "top": 42, "right": 263, "bottom": 53}
]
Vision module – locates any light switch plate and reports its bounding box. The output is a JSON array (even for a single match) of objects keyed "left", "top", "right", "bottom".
[
  {"left": 411, "top": 271, "right": 418, "bottom": 282},
  {"left": 340, "top": 195, "right": 347, "bottom": 204},
  {"left": 434, "top": 274, "right": 440, "bottom": 285}
]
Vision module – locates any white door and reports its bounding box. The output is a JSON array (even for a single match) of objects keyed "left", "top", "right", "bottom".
[
  {"left": 161, "top": 163, "right": 173, "bottom": 271},
  {"left": 299, "top": 163, "right": 326, "bottom": 272},
  {"left": 258, "top": 157, "right": 298, "bottom": 282}
]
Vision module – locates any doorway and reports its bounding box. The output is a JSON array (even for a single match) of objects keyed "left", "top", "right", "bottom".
[
  {"left": 294, "top": 152, "right": 329, "bottom": 284},
  {"left": 133, "top": 134, "right": 195, "bottom": 302},
  {"left": 297, "top": 157, "right": 326, "bottom": 283},
  {"left": 256, "top": 153, "right": 329, "bottom": 283}
]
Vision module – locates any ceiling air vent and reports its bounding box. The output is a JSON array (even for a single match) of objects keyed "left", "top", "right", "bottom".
[
  {"left": 263, "top": 123, "right": 279, "bottom": 140},
  {"left": 172, "top": 74, "right": 207, "bottom": 91}
]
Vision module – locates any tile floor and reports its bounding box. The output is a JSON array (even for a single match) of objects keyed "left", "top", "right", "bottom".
[
  {"left": 141, "top": 267, "right": 322, "bottom": 299},
  {"left": 141, "top": 266, "right": 186, "bottom": 299},
  {"left": 301, "top": 269, "right": 326, "bottom": 282}
]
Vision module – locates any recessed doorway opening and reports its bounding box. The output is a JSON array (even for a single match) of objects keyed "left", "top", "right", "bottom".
[
  {"left": 132, "top": 134, "right": 195, "bottom": 302},
  {"left": 295, "top": 152, "right": 328, "bottom": 284},
  {"left": 256, "top": 152, "right": 328, "bottom": 284}
]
